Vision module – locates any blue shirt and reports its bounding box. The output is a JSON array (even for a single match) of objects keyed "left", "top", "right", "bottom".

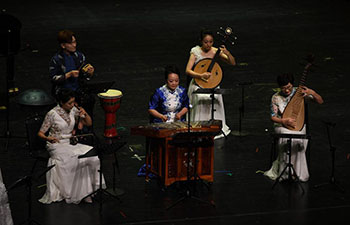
[
  {"left": 63, "top": 54, "right": 79, "bottom": 91},
  {"left": 49, "top": 50, "right": 86, "bottom": 95},
  {"left": 149, "top": 85, "right": 189, "bottom": 123}
]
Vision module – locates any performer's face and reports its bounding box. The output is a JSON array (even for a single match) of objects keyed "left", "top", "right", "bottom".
[
  {"left": 61, "top": 97, "right": 76, "bottom": 112},
  {"left": 166, "top": 73, "right": 179, "bottom": 91},
  {"left": 61, "top": 36, "right": 77, "bottom": 53},
  {"left": 280, "top": 82, "right": 293, "bottom": 96},
  {"left": 201, "top": 35, "right": 214, "bottom": 52}
]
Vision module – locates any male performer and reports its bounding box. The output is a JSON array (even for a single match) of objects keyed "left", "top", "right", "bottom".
[
  {"left": 49, "top": 30, "right": 95, "bottom": 119},
  {"left": 264, "top": 73, "right": 323, "bottom": 182}
]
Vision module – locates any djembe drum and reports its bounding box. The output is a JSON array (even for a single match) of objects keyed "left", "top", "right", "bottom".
[{"left": 97, "top": 89, "right": 123, "bottom": 137}]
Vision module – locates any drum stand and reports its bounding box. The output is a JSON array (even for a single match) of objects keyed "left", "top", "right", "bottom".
[
  {"left": 314, "top": 122, "right": 345, "bottom": 192},
  {"left": 79, "top": 140, "right": 126, "bottom": 215},
  {"left": 271, "top": 133, "right": 311, "bottom": 194}
]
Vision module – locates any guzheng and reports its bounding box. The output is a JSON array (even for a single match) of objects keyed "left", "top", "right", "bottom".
[
  {"left": 131, "top": 120, "right": 222, "bottom": 186},
  {"left": 130, "top": 120, "right": 222, "bottom": 138}
]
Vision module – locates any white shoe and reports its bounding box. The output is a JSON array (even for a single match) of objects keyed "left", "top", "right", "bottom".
[
  {"left": 223, "top": 128, "right": 231, "bottom": 136},
  {"left": 214, "top": 133, "right": 225, "bottom": 140},
  {"left": 84, "top": 196, "right": 93, "bottom": 203},
  {"left": 214, "top": 127, "right": 231, "bottom": 140}
]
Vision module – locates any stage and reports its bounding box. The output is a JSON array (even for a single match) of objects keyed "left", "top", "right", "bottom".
[{"left": 0, "top": 0, "right": 350, "bottom": 224}]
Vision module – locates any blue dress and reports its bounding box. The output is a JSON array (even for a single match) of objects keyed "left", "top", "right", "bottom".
[{"left": 149, "top": 85, "right": 189, "bottom": 123}]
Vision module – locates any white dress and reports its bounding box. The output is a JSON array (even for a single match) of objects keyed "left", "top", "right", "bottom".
[
  {"left": 187, "top": 46, "right": 231, "bottom": 137},
  {"left": 264, "top": 126, "right": 309, "bottom": 181},
  {"left": 39, "top": 105, "right": 105, "bottom": 204},
  {"left": 0, "top": 168, "right": 14, "bottom": 225},
  {"left": 264, "top": 89, "right": 310, "bottom": 182}
]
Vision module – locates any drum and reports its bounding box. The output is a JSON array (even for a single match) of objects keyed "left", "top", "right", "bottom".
[{"left": 97, "top": 89, "right": 123, "bottom": 137}]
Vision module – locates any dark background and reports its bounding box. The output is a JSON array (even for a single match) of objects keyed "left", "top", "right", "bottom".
[{"left": 0, "top": 0, "right": 350, "bottom": 224}]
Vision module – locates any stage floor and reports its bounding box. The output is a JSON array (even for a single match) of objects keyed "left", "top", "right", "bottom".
[{"left": 1, "top": 0, "right": 350, "bottom": 224}]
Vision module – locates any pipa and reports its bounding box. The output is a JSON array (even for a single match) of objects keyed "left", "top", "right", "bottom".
[
  {"left": 193, "top": 27, "right": 237, "bottom": 89},
  {"left": 282, "top": 55, "right": 315, "bottom": 131}
]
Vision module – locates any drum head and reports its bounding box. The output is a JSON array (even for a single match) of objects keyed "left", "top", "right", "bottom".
[{"left": 98, "top": 89, "right": 123, "bottom": 99}]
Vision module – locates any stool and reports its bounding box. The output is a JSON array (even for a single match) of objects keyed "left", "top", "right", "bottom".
[{"left": 270, "top": 133, "right": 311, "bottom": 194}]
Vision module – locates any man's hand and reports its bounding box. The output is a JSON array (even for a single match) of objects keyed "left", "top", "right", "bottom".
[{"left": 66, "top": 70, "right": 79, "bottom": 79}]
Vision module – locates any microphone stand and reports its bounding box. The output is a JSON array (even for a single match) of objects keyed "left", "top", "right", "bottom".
[
  {"left": 0, "top": 28, "right": 25, "bottom": 151},
  {"left": 167, "top": 105, "right": 215, "bottom": 210},
  {"left": 7, "top": 165, "right": 55, "bottom": 225},
  {"left": 231, "top": 81, "right": 253, "bottom": 137},
  {"left": 314, "top": 122, "right": 344, "bottom": 192}
]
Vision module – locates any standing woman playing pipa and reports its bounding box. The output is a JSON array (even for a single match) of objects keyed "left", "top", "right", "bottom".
[{"left": 186, "top": 29, "right": 236, "bottom": 139}]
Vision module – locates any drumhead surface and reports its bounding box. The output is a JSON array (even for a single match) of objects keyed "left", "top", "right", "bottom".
[{"left": 98, "top": 89, "right": 123, "bottom": 98}]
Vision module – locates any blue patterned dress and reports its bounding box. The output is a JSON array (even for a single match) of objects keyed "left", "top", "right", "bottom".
[{"left": 149, "top": 85, "right": 189, "bottom": 123}]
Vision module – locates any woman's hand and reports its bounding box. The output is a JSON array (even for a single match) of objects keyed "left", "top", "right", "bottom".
[
  {"left": 201, "top": 72, "right": 211, "bottom": 80},
  {"left": 175, "top": 113, "right": 182, "bottom": 121},
  {"left": 175, "top": 108, "right": 188, "bottom": 121},
  {"left": 78, "top": 107, "right": 87, "bottom": 118},
  {"left": 300, "top": 86, "right": 324, "bottom": 104},
  {"left": 73, "top": 104, "right": 92, "bottom": 126},
  {"left": 161, "top": 115, "right": 168, "bottom": 122},
  {"left": 300, "top": 86, "right": 314, "bottom": 96},
  {"left": 219, "top": 45, "right": 236, "bottom": 65},
  {"left": 77, "top": 121, "right": 84, "bottom": 130},
  {"left": 282, "top": 118, "right": 296, "bottom": 128},
  {"left": 47, "top": 136, "right": 59, "bottom": 143},
  {"left": 219, "top": 45, "right": 230, "bottom": 55}
]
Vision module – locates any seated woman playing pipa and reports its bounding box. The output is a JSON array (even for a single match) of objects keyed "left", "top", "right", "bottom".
[{"left": 264, "top": 73, "right": 323, "bottom": 182}]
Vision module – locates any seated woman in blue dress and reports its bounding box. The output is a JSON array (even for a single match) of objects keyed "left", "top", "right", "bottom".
[{"left": 149, "top": 65, "right": 189, "bottom": 123}]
